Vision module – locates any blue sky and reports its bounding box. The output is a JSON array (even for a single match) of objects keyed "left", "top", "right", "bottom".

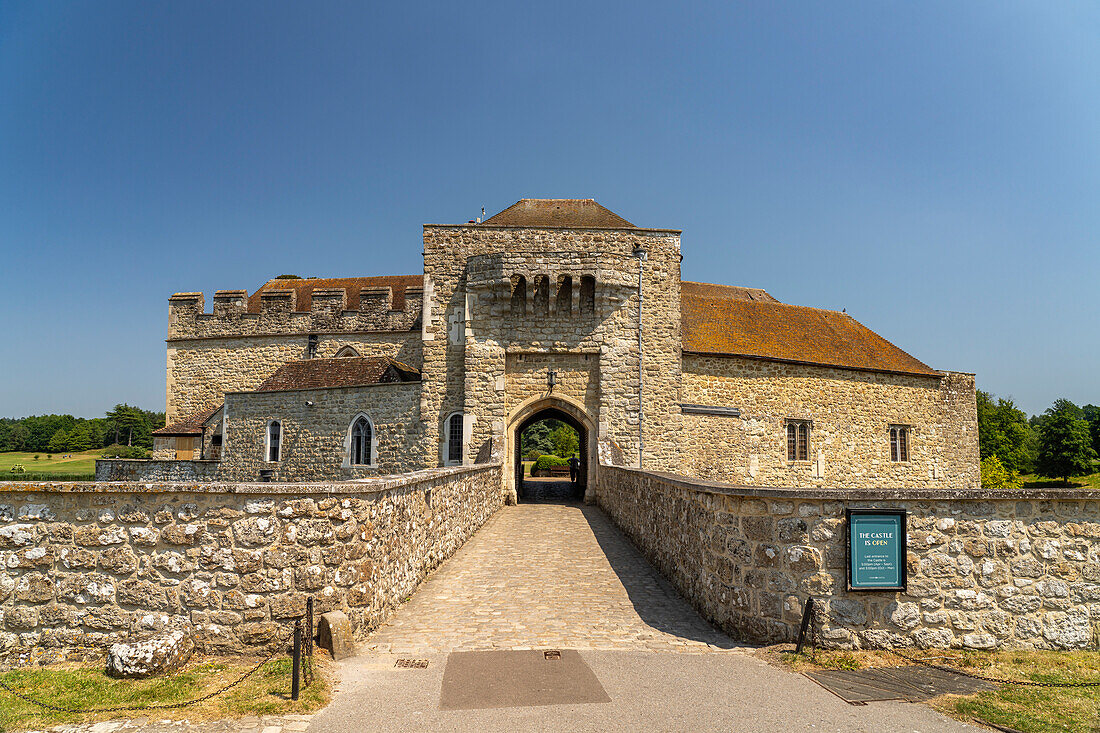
[{"left": 1, "top": 1, "right": 1097, "bottom": 418}]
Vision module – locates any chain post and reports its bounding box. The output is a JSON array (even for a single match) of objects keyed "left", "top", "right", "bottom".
[{"left": 291, "top": 619, "right": 302, "bottom": 701}]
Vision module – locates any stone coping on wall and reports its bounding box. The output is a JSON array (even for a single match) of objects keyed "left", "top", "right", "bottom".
[
  {"left": 603, "top": 465, "right": 1100, "bottom": 502},
  {"left": 0, "top": 463, "right": 502, "bottom": 496}
]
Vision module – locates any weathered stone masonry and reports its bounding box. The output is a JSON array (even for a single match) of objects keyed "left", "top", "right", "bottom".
[
  {"left": 0, "top": 464, "right": 502, "bottom": 665},
  {"left": 598, "top": 465, "right": 1100, "bottom": 650}
]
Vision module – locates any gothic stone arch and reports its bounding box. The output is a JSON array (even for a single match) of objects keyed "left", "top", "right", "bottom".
[{"left": 505, "top": 394, "right": 597, "bottom": 504}]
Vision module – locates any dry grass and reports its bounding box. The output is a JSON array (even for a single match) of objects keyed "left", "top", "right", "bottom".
[
  {"left": 0, "top": 654, "right": 331, "bottom": 732},
  {"left": 766, "top": 645, "right": 1100, "bottom": 733}
]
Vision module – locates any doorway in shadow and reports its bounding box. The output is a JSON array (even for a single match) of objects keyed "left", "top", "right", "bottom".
[{"left": 515, "top": 407, "right": 586, "bottom": 503}]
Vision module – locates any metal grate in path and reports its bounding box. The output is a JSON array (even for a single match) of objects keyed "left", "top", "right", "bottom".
[{"left": 805, "top": 666, "right": 997, "bottom": 705}]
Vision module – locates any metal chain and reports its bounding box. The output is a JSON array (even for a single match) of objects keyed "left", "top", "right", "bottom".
[
  {"left": 0, "top": 628, "right": 294, "bottom": 714},
  {"left": 888, "top": 648, "right": 1100, "bottom": 689}
]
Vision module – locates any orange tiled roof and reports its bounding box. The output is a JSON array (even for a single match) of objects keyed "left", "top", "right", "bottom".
[
  {"left": 482, "top": 199, "right": 635, "bottom": 228},
  {"left": 247, "top": 275, "right": 422, "bottom": 313},
  {"left": 681, "top": 283, "right": 938, "bottom": 376},
  {"left": 254, "top": 356, "right": 421, "bottom": 393},
  {"left": 154, "top": 403, "right": 222, "bottom": 435}
]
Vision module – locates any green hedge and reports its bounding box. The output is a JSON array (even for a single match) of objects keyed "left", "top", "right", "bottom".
[
  {"left": 534, "top": 454, "right": 569, "bottom": 470},
  {"left": 101, "top": 445, "right": 150, "bottom": 459}
]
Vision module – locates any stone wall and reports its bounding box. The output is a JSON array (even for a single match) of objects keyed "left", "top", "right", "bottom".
[
  {"left": 95, "top": 460, "right": 220, "bottom": 482},
  {"left": 166, "top": 333, "right": 422, "bottom": 423},
  {"left": 597, "top": 465, "right": 1100, "bottom": 650},
  {"left": 219, "top": 382, "right": 424, "bottom": 481},
  {"left": 0, "top": 464, "right": 502, "bottom": 665},
  {"left": 681, "top": 355, "right": 979, "bottom": 490}
]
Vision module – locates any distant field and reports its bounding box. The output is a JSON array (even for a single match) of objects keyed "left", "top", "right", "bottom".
[{"left": 0, "top": 449, "right": 102, "bottom": 479}]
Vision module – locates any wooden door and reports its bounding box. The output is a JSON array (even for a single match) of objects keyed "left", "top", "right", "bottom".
[{"left": 176, "top": 437, "right": 194, "bottom": 460}]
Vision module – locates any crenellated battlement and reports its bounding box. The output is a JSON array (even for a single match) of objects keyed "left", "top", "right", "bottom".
[{"left": 168, "top": 281, "right": 423, "bottom": 340}]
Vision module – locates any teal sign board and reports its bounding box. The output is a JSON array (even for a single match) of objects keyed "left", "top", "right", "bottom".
[{"left": 846, "top": 509, "right": 907, "bottom": 591}]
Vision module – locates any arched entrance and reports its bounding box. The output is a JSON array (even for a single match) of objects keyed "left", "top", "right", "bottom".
[{"left": 506, "top": 396, "right": 596, "bottom": 504}]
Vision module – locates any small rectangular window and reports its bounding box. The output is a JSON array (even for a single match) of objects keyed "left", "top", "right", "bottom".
[{"left": 786, "top": 420, "right": 810, "bottom": 461}]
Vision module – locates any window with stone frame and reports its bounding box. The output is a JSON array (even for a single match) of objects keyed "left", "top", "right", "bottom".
[
  {"left": 889, "top": 425, "right": 911, "bottom": 462},
  {"left": 350, "top": 415, "right": 374, "bottom": 466},
  {"left": 266, "top": 420, "right": 281, "bottom": 462},
  {"left": 786, "top": 420, "right": 810, "bottom": 461},
  {"left": 445, "top": 412, "right": 464, "bottom": 465}
]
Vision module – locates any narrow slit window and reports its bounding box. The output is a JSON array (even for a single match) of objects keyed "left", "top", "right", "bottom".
[
  {"left": 890, "top": 426, "right": 910, "bottom": 462},
  {"left": 267, "top": 421, "right": 281, "bottom": 462},
  {"left": 446, "top": 413, "right": 464, "bottom": 464}
]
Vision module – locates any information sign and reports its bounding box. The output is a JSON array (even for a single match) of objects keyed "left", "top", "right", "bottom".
[{"left": 846, "top": 509, "right": 907, "bottom": 591}]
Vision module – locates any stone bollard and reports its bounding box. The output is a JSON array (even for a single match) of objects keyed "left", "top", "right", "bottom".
[{"left": 317, "top": 610, "right": 355, "bottom": 660}]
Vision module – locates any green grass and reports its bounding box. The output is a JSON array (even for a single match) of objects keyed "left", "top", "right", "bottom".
[
  {"left": 1018, "top": 470, "right": 1100, "bottom": 490},
  {"left": 0, "top": 656, "right": 330, "bottom": 731},
  {"left": 777, "top": 647, "right": 1100, "bottom": 732},
  {"left": 0, "top": 449, "right": 102, "bottom": 480}
]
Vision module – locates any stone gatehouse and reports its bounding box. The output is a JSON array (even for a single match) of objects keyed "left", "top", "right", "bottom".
[{"left": 121, "top": 198, "right": 978, "bottom": 499}]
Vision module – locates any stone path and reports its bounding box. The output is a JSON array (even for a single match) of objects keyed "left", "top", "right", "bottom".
[
  {"left": 22, "top": 714, "right": 313, "bottom": 733},
  {"left": 362, "top": 503, "right": 740, "bottom": 654}
]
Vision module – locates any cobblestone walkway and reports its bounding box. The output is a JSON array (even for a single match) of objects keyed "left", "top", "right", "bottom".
[
  {"left": 23, "top": 714, "right": 314, "bottom": 733},
  {"left": 363, "top": 503, "right": 741, "bottom": 654}
]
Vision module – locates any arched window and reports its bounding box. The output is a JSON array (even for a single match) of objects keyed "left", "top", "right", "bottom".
[
  {"left": 334, "top": 345, "right": 361, "bottom": 358},
  {"left": 266, "top": 420, "right": 281, "bottom": 462},
  {"left": 444, "top": 412, "right": 464, "bottom": 465},
  {"left": 533, "top": 275, "right": 549, "bottom": 316},
  {"left": 510, "top": 275, "right": 527, "bottom": 317},
  {"left": 786, "top": 420, "right": 810, "bottom": 461},
  {"left": 556, "top": 275, "right": 573, "bottom": 315},
  {"left": 350, "top": 415, "right": 374, "bottom": 466},
  {"left": 890, "top": 426, "right": 910, "bottom": 462},
  {"left": 579, "top": 275, "right": 595, "bottom": 316}
]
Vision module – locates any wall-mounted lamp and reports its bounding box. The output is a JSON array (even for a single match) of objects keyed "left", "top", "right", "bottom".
[
  {"left": 305, "top": 401, "right": 315, "bottom": 407},
  {"left": 547, "top": 369, "right": 557, "bottom": 392}
]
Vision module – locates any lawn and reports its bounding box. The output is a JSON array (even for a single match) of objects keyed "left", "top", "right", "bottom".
[
  {"left": 0, "top": 449, "right": 103, "bottom": 480},
  {"left": 1018, "top": 470, "right": 1100, "bottom": 490},
  {"left": 773, "top": 647, "right": 1100, "bottom": 733},
  {"left": 0, "top": 656, "right": 330, "bottom": 731}
]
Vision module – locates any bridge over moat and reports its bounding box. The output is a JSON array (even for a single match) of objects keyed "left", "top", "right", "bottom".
[{"left": 362, "top": 502, "right": 738, "bottom": 655}]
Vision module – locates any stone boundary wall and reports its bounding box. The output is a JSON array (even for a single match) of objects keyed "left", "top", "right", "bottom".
[
  {"left": 597, "top": 465, "right": 1100, "bottom": 650},
  {"left": 0, "top": 464, "right": 502, "bottom": 665},
  {"left": 95, "top": 460, "right": 221, "bottom": 482}
]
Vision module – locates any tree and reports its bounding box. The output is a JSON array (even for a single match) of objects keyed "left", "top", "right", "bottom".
[
  {"left": 47, "top": 429, "right": 70, "bottom": 454},
  {"left": 1035, "top": 399, "right": 1098, "bottom": 485},
  {"left": 980, "top": 455, "right": 1018, "bottom": 489},
  {"left": 1083, "top": 404, "right": 1100, "bottom": 457},
  {"left": 106, "top": 404, "right": 148, "bottom": 447},
  {"left": 976, "top": 390, "right": 1036, "bottom": 474},
  {"left": 520, "top": 419, "right": 565, "bottom": 457},
  {"left": 550, "top": 425, "right": 579, "bottom": 458}
]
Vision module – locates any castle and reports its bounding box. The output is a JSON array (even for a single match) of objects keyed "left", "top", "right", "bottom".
[{"left": 145, "top": 198, "right": 979, "bottom": 499}]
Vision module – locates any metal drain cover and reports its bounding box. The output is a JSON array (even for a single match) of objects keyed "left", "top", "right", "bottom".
[
  {"left": 544, "top": 650, "right": 561, "bottom": 660},
  {"left": 395, "top": 659, "right": 429, "bottom": 668}
]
